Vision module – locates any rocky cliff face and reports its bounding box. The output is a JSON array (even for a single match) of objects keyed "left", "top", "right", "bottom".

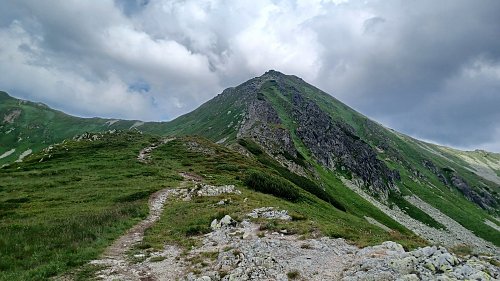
[
  {"left": 238, "top": 98, "right": 295, "bottom": 157},
  {"left": 240, "top": 71, "right": 400, "bottom": 198},
  {"left": 291, "top": 92, "right": 400, "bottom": 198},
  {"left": 422, "top": 159, "right": 498, "bottom": 210},
  {"left": 234, "top": 71, "right": 400, "bottom": 198},
  {"left": 449, "top": 173, "right": 497, "bottom": 210}
]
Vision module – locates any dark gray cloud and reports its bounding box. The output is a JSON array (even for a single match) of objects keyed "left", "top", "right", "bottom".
[
  {"left": 310, "top": 0, "right": 500, "bottom": 151},
  {"left": 0, "top": 0, "right": 499, "bottom": 151}
]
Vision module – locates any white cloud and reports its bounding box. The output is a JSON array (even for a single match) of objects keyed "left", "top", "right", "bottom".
[
  {"left": 0, "top": 0, "right": 499, "bottom": 151},
  {"left": 0, "top": 21, "right": 154, "bottom": 119}
]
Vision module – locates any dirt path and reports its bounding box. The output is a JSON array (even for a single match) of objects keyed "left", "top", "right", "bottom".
[
  {"left": 89, "top": 188, "right": 184, "bottom": 281},
  {"left": 137, "top": 137, "right": 175, "bottom": 162},
  {"left": 88, "top": 138, "right": 186, "bottom": 280}
]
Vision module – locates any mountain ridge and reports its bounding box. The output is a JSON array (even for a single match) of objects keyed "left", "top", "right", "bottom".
[{"left": 1, "top": 70, "right": 499, "bottom": 232}]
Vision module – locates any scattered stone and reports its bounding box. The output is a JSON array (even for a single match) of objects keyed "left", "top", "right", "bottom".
[
  {"left": 0, "top": 148, "right": 15, "bottom": 159},
  {"left": 247, "top": 207, "right": 292, "bottom": 221},
  {"left": 341, "top": 177, "right": 499, "bottom": 255},
  {"left": 137, "top": 138, "right": 175, "bottom": 162},
  {"left": 194, "top": 184, "right": 241, "bottom": 197},
  {"left": 342, "top": 243, "right": 499, "bottom": 281},
  {"left": 14, "top": 149, "right": 32, "bottom": 163},
  {"left": 3, "top": 109, "right": 21, "bottom": 124},
  {"left": 75, "top": 177, "right": 499, "bottom": 281},
  {"left": 189, "top": 219, "right": 356, "bottom": 281},
  {"left": 129, "top": 121, "right": 144, "bottom": 129}
]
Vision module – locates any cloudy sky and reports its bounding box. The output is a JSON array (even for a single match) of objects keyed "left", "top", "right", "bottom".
[{"left": 1, "top": 0, "right": 499, "bottom": 152}]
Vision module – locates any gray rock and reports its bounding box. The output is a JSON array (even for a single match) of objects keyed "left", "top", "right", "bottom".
[
  {"left": 220, "top": 215, "right": 236, "bottom": 226},
  {"left": 397, "top": 274, "right": 419, "bottom": 281},
  {"left": 468, "top": 271, "right": 492, "bottom": 280},
  {"left": 195, "top": 184, "right": 241, "bottom": 197},
  {"left": 390, "top": 256, "right": 417, "bottom": 274},
  {"left": 210, "top": 219, "right": 219, "bottom": 230},
  {"left": 247, "top": 207, "right": 292, "bottom": 221},
  {"left": 292, "top": 89, "right": 400, "bottom": 198},
  {"left": 382, "top": 241, "right": 405, "bottom": 253}
]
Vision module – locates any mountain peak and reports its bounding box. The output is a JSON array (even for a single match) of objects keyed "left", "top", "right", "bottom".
[
  {"left": 259, "top": 70, "right": 290, "bottom": 81},
  {"left": 262, "top": 69, "right": 285, "bottom": 76}
]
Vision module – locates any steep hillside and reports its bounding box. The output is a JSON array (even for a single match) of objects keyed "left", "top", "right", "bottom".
[{"left": 149, "top": 70, "right": 500, "bottom": 247}]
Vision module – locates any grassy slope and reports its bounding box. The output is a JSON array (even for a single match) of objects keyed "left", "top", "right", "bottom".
[
  {"left": 0, "top": 91, "right": 139, "bottom": 164},
  {"left": 143, "top": 137, "right": 424, "bottom": 250},
  {"left": 0, "top": 90, "right": 244, "bottom": 165},
  {"left": 142, "top": 88, "right": 247, "bottom": 142},
  {"left": 259, "top": 81, "right": 445, "bottom": 231},
  {"left": 0, "top": 131, "right": 176, "bottom": 280},
  {"left": 277, "top": 75, "right": 499, "bottom": 245},
  {"left": 0, "top": 70, "right": 500, "bottom": 280},
  {"left": 0, "top": 132, "right": 424, "bottom": 281}
]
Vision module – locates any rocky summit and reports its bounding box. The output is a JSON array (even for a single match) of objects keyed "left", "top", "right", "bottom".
[{"left": 0, "top": 71, "right": 499, "bottom": 280}]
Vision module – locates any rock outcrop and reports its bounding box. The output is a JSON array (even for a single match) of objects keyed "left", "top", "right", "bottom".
[
  {"left": 422, "top": 159, "right": 498, "bottom": 210},
  {"left": 237, "top": 72, "right": 401, "bottom": 199},
  {"left": 291, "top": 91, "right": 400, "bottom": 199},
  {"left": 237, "top": 92, "right": 307, "bottom": 176},
  {"left": 247, "top": 207, "right": 292, "bottom": 221},
  {"left": 343, "top": 242, "right": 499, "bottom": 281},
  {"left": 449, "top": 173, "right": 497, "bottom": 210},
  {"left": 184, "top": 218, "right": 499, "bottom": 281}
]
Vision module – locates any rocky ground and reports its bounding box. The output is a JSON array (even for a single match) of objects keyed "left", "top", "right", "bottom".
[
  {"left": 182, "top": 215, "right": 499, "bottom": 281},
  {"left": 340, "top": 177, "right": 499, "bottom": 255},
  {"left": 80, "top": 181, "right": 499, "bottom": 281}
]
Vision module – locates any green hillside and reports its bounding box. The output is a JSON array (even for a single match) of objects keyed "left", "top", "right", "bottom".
[
  {"left": 0, "top": 131, "right": 422, "bottom": 280},
  {"left": 0, "top": 91, "right": 140, "bottom": 164},
  {"left": 1, "top": 70, "right": 499, "bottom": 280}
]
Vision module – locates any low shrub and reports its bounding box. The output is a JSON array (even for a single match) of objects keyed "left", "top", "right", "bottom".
[
  {"left": 237, "top": 139, "right": 263, "bottom": 155},
  {"left": 273, "top": 165, "right": 346, "bottom": 212},
  {"left": 244, "top": 170, "right": 300, "bottom": 202},
  {"left": 287, "top": 270, "right": 300, "bottom": 279}
]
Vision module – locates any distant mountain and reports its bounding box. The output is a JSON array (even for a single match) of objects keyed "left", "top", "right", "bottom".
[
  {"left": 1, "top": 71, "right": 499, "bottom": 248},
  {"left": 0, "top": 91, "right": 141, "bottom": 164}
]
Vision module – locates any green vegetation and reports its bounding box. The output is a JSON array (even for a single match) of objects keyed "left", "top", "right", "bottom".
[
  {"left": 1, "top": 70, "right": 498, "bottom": 280},
  {"left": 0, "top": 92, "right": 140, "bottom": 165},
  {"left": 244, "top": 170, "right": 301, "bottom": 202},
  {"left": 388, "top": 193, "right": 445, "bottom": 230},
  {"left": 0, "top": 132, "right": 178, "bottom": 280},
  {"left": 287, "top": 270, "right": 301, "bottom": 279},
  {"left": 257, "top": 76, "right": 500, "bottom": 246},
  {"left": 238, "top": 138, "right": 263, "bottom": 155},
  {"left": 239, "top": 137, "right": 346, "bottom": 211},
  {"left": 142, "top": 136, "right": 425, "bottom": 254}
]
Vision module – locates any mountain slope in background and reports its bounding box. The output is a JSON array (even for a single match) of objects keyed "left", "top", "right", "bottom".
[{"left": 1, "top": 70, "right": 499, "bottom": 252}]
